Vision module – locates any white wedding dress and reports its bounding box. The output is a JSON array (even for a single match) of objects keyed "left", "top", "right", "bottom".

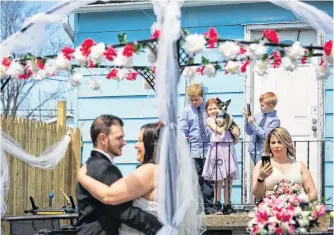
[{"left": 119, "top": 198, "right": 158, "bottom": 235}]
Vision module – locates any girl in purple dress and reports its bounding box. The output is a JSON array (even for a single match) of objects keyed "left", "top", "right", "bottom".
[{"left": 202, "top": 98, "right": 240, "bottom": 214}]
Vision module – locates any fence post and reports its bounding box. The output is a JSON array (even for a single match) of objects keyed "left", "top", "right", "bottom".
[{"left": 57, "top": 101, "right": 67, "bottom": 128}]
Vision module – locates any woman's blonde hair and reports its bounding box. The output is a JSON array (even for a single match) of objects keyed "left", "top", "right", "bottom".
[{"left": 263, "top": 127, "right": 296, "bottom": 159}]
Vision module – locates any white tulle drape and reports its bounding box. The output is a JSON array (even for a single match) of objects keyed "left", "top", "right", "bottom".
[
  {"left": 1, "top": 130, "right": 71, "bottom": 216},
  {"left": 153, "top": 1, "right": 205, "bottom": 235},
  {"left": 269, "top": 0, "right": 333, "bottom": 38}
]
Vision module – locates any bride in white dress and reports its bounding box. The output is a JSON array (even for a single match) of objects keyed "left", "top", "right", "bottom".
[{"left": 77, "top": 122, "right": 162, "bottom": 235}]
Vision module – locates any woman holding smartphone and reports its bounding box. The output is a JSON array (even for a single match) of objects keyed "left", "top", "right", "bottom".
[{"left": 252, "top": 127, "right": 317, "bottom": 201}]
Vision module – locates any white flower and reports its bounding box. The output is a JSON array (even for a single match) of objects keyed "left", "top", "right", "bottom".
[
  {"left": 0, "top": 65, "right": 7, "bottom": 78},
  {"left": 315, "top": 63, "right": 331, "bottom": 80},
  {"left": 146, "top": 48, "right": 157, "bottom": 63},
  {"left": 88, "top": 79, "right": 101, "bottom": 91},
  {"left": 287, "top": 42, "right": 305, "bottom": 60},
  {"left": 73, "top": 47, "right": 87, "bottom": 65},
  {"left": 254, "top": 60, "right": 269, "bottom": 76},
  {"left": 115, "top": 68, "right": 127, "bottom": 81},
  {"left": 298, "top": 194, "right": 309, "bottom": 202},
  {"left": 297, "top": 227, "right": 307, "bottom": 234},
  {"left": 184, "top": 34, "right": 206, "bottom": 55},
  {"left": 90, "top": 43, "right": 106, "bottom": 64},
  {"left": 33, "top": 70, "right": 47, "bottom": 81},
  {"left": 7, "top": 61, "right": 24, "bottom": 77},
  {"left": 69, "top": 73, "right": 83, "bottom": 87},
  {"left": 44, "top": 59, "right": 57, "bottom": 75},
  {"left": 218, "top": 41, "right": 240, "bottom": 60},
  {"left": 56, "top": 53, "right": 71, "bottom": 71},
  {"left": 225, "top": 61, "right": 240, "bottom": 74},
  {"left": 182, "top": 66, "right": 197, "bottom": 80},
  {"left": 247, "top": 43, "right": 266, "bottom": 59},
  {"left": 26, "top": 61, "right": 39, "bottom": 73},
  {"left": 204, "top": 63, "right": 216, "bottom": 77},
  {"left": 114, "top": 53, "right": 133, "bottom": 67},
  {"left": 282, "top": 56, "right": 298, "bottom": 72},
  {"left": 324, "top": 50, "right": 334, "bottom": 64}
]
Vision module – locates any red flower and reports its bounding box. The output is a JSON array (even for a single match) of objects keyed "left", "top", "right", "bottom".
[
  {"left": 204, "top": 27, "right": 218, "bottom": 48},
  {"left": 275, "top": 227, "right": 284, "bottom": 235},
  {"left": 88, "top": 59, "right": 95, "bottom": 68},
  {"left": 152, "top": 66, "right": 156, "bottom": 75},
  {"left": 241, "top": 60, "right": 251, "bottom": 73},
  {"left": 35, "top": 58, "right": 45, "bottom": 70},
  {"left": 301, "top": 49, "right": 308, "bottom": 64},
  {"left": 150, "top": 29, "right": 160, "bottom": 39},
  {"left": 196, "top": 66, "right": 205, "bottom": 75},
  {"left": 239, "top": 47, "right": 247, "bottom": 55},
  {"left": 323, "top": 40, "right": 332, "bottom": 56},
  {"left": 122, "top": 44, "right": 135, "bottom": 57},
  {"left": 18, "top": 69, "right": 32, "bottom": 80},
  {"left": 272, "top": 52, "right": 282, "bottom": 68},
  {"left": 263, "top": 29, "right": 279, "bottom": 44},
  {"left": 61, "top": 47, "right": 75, "bottom": 60},
  {"left": 125, "top": 71, "right": 139, "bottom": 81},
  {"left": 106, "top": 68, "right": 118, "bottom": 79},
  {"left": 104, "top": 46, "right": 118, "bottom": 61},
  {"left": 2, "top": 57, "right": 12, "bottom": 67},
  {"left": 80, "top": 39, "right": 96, "bottom": 57}
]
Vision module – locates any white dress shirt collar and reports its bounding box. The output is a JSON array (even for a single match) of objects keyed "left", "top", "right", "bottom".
[{"left": 93, "top": 149, "right": 115, "bottom": 165}]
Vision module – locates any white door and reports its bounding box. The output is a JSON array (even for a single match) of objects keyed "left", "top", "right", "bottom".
[{"left": 244, "top": 27, "right": 323, "bottom": 203}]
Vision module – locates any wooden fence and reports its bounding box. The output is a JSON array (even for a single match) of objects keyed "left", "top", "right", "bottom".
[{"left": 1, "top": 115, "right": 81, "bottom": 217}]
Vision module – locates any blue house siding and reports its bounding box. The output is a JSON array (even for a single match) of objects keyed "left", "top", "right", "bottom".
[
  {"left": 325, "top": 74, "right": 333, "bottom": 205},
  {"left": 74, "top": 1, "right": 333, "bottom": 205}
]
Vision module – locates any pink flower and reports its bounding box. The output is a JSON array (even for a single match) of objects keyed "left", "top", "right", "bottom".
[
  {"left": 2, "top": 57, "right": 12, "bottom": 67},
  {"left": 150, "top": 29, "right": 160, "bottom": 39},
  {"left": 104, "top": 46, "right": 117, "bottom": 61},
  {"left": 80, "top": 39, "right": 96, "bottom": 57},
  {"left": 316, "top": 204, "right": 325, "bottom": 216},
  {"left": 311, "top": 210, "right": 318, "bottom": 220},
  {"left": 125, "top": 71, "right": 139, "bottom": 81},
  {"left": 239, "top": 47, "right": 247, "bottom": 55},
  {"left": 256, "top": 209, "right": 269, "bottom": 223},
  {"left": 106, "top": 68, "right": 118, "bottom": 80},
  {"left": 288, "top": 225, "right": 295, "bottom": 234},
  {"left": 88, "top": 59, "right": 95, "bottom": 68},
  {"left": 240, "top": 60, "right": 251, "bottom": 73},
  {"left": 323, "top": 40, "right": 333, "bottom": 56},
  {"left": 251, "top": 225, "right": 260, "bottom": 235},
  {"left": 275, "top": 227, "right": 284, "bottom": 235},
  {"left": 263, "top": 29, "right": 279, "bottom": 44},
  {"left": 204, "top": 27, "right": 218, "bottom": 48},
  {"left": 122, "top": 44, "right": 135, "bottom": 57},
  {"left": 196, "top": 66, "right": 205, "bottom": 75},
  {"left": 61, "top": 47, "right": 75, "bottom": 60}
]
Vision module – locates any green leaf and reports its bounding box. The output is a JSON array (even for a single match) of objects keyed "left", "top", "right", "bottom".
[
  {"left": 201, "top": 56, "right": 209, "bottom": 65},
  {"left": 215, "top": 64, "right": 222, "bottom": 70},
  {"left": 261, "top": 54, "right": 268, "bottom": 62},
  {"left": 118, "top": 33, "right": 127, "bottom": 44},
  {"left": 133, "top": 43, "right": 141, "bottom": 54},
  {"left": 187, "top": 57, "right": 195, "bottom": 65},
  {"left": 183, "top": 29, "right": 190, "bottom": 36}
]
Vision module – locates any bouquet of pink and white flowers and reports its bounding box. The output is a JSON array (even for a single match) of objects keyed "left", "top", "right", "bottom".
[
  {"left": 273, "top": 179, "right": 303, "bottom": 197},
  {"left": 248, "top": 182, "right": 326, "bottom": 235}
]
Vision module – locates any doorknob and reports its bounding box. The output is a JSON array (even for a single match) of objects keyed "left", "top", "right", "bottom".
[{"left": 312, "top": 126, "right": 317, "bottom": 132}]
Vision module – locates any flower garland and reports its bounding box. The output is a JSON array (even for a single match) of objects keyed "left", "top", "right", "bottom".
[
  {"left": 1, "top": 24, "right": 332, "bottom": 91},
  {"left": 248, "top": 180, "right": 326, "bottom": 235}
]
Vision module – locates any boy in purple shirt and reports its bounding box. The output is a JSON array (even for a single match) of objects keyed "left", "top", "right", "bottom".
[
  {"left": 243, "top": 92, "right": 280, "bottom": 163},
  {"left": 179, "top": 83, "right": 214, "bottom": 214}
]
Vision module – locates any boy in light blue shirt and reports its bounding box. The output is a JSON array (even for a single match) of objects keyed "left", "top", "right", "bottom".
[{"left": 243, "top": 92, "right": 280, "bottom": 163}]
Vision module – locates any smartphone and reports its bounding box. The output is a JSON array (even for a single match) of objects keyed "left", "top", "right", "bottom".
[
  {"left": 262, "top": 155, "right": 271, "bottom": 167},
  {"left": 247, "top": 103, "right": 251, "bottom": 117}
]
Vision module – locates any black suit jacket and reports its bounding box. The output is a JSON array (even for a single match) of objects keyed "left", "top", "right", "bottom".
[{"left": 76, "top": 150, "right": 162, "bottom": 235}]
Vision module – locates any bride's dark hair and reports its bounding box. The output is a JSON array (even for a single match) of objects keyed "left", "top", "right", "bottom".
[{"left": 139, "top": 121, "right": 164, "bottom": 165}]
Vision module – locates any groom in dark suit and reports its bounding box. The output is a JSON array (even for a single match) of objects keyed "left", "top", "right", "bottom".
[{"left": 76, "top": 114, "right": 162, "bottom": 235}]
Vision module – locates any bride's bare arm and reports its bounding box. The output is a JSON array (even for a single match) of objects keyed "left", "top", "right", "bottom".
[{"left": 77, "top": 163, "right": 156, "bottom": 205}]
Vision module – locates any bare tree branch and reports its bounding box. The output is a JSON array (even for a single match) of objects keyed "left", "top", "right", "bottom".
[{"left": 1, "top": 0, "right": 73, "bottom": 120}]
